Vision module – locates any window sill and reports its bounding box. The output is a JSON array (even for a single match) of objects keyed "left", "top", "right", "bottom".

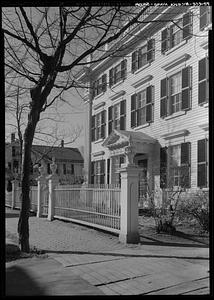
[
  {"left": 199, "top": 102, "right": 209, "bottom": 108},
  {"left": 134, "top": 62, "right": 151, "bottom": 75},
  {"left": 94, "top": 92, "right": 105, "bottom": 100},
  {"left": 165, "top": 39, "right": 187, "bottom": 56},
  {"left": 165, "top": 110, "right": 186, "bottom": 120},
  {"left": 111, "top": 79, "right": 125, "bottom": 89},
  {"left": 94, "top": 138, "right": 105, "bottom": 144},
  {"left": 201, "top": 24, "right": 212, "bottom": 31},
  {"left": 134, "top": 123, "right": 150, "bottom": 131}
]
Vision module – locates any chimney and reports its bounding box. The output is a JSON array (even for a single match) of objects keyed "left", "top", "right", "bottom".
[
  {"left": 61, "top": 140, "right": 64, "bottom": 148},
  {"left": 11, "top": 133, "right": 15, "bottom": 143}
]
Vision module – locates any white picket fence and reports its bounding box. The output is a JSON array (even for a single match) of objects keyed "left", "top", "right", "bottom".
[{"left": 54, "top": 184, "right": 121, "bottom": 233}]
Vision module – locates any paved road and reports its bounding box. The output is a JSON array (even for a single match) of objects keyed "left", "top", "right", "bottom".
[{"left": 5, "top": 208, "right": 210, "bottom": 295}]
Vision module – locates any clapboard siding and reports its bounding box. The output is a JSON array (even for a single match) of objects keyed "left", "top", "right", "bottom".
[{"left": 90, "top": 6, "right": 209, "bottom": 188}]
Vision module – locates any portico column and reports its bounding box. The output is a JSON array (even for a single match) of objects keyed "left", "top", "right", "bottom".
[{"left": 119, "top": 162, "right": 140, "bottom": 244}]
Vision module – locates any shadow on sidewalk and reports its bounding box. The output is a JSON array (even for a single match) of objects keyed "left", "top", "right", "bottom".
[
  {"left": 6, "top": 265, "right": 46, "bottom": 296},
  {"left": 43, "top": 249, "right": 209, "bottom": 261}
]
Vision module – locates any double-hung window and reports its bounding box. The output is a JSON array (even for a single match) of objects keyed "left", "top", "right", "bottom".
[
  {"left": 200, "top": 6, "right": 212, "bottom": 30},
  {"left": 93, "top": 74, "right": 107, "bottom": 98},
  {"left": 91, "top": 160, "right": 105, "bottom": 184},
  {"left": 160, "top": 66, "right": 192, "bottom": 118},
  {"left": 160, "top": 142, "right": 191, "bottom": 188},
  {"left": 91, "top": 111, "right": 106, "bottom": 142},
  {"left": 161, "top": 11, "right": 192, "bottom": 53},
  {"left": 131, "top": 86, "right": 154, "bottom": 128},
  {"left": 108, "top": 100, "right": 126, "bottom": 134},
  {"left": 132, "top": 39, "right": 155, "bottom": 73},
  {"left": 109, "top": 59, "right": 127, "bottom": 87},
  {"left": 197, "top": 139, "right": 208, "bottom": 187},
  {"left": 198, "top": 57, "right": 209, "bottom": 105}
]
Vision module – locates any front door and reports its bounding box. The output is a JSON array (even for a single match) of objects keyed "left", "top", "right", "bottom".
[{"left": 138, "top": 159, "right": 148, "bottom": 208}]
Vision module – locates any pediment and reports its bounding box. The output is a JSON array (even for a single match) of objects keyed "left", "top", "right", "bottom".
[{"left": 102, "top": 129, "right": 129, "bottom": 149}]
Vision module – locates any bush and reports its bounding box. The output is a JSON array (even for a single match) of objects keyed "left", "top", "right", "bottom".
[{"left": 176, "top": 190, "right": 209, "bottom": 232}]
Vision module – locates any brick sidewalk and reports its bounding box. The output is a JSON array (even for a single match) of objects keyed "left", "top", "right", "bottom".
[{"left": 5, "top": 208, "right": 210, "bottom": 295}]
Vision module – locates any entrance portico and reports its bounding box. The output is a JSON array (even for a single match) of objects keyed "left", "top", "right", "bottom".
[{"left": 102, "top": 129, "right": 157, "bottom": 208}]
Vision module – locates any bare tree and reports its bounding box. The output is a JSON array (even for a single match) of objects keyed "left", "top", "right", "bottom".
[{"left": 3, "top": 6, "right": 150, "bottom": 252}]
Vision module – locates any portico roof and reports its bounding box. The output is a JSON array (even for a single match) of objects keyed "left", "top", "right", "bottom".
[{"left": 102, "top": 129, "right": 156, "bottom": 151}]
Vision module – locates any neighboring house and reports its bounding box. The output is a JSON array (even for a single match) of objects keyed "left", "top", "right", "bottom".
[
  {"left": 78, "top": 6, "right": 210, "bottom": 207},
  {"left": 5, "top": 134, "right": 84, "bottom": 185}
]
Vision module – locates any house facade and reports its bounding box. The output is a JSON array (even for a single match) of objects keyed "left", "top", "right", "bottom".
[
  {"left": 80, "top": 6, "right": 210, "bottom": 207},
  {"left": 5, "top": 134, "right": 84, "bottom": 185}
]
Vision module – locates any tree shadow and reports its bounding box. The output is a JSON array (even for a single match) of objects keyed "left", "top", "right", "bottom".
[{"left": 6, "top": 265, "right": 47, "bottom": 296}]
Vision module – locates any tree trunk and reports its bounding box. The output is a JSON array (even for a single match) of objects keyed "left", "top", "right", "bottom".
[{"left": 17, "top": 108, "right": 39, "bottom": 253}]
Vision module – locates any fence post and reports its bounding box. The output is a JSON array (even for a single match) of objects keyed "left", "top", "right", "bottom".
[
  {"left": 36, "top": 164, "right": 47, "bottom": 218},
  {"left": 47, "top": 158, "right": 59, "bottom": 221},
  {"left": 119, "top": 146, "right": 140, "bottom": 244},
  {"left": 11, "top": 179, "right": 18, "bottom": 209}
]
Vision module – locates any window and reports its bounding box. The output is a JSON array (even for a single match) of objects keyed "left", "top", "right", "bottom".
[
  {"left": 93, "top": 74, "right": 107, "bottom": 98},
  {"left": 132, "top": 39, "right": 155, "bottom": 72},
  {"left": 131, "top": 86, "right": 154, "bottom": 128},
  {"left": 108, "top": 100, "right": 126, "bottom": 134},
  {"left": 92, "top": 110, "right": 106, "bottom": 141},
  {"left": 13, "top": 160, "right": 19, "bottom": 173},
  {"left": 112, "top": 155, "right": 125, "bottom": 185},
  {"left": 197, "top": 139, "right": 208, "bottom": 187},
  {"left": 91, "top": 160, "right": 105, "bottom": 184},
  {"left": 109, "top": 59, "right": 127, "bottom": 87},
  {"left": 200, "top": 6, "right": 212, "bottom": 30},
  {"left": 12, "top": 146, "right": 16, "bottom": 157},
  {"left": 8, "top": 162, "right": 11, "bottom": 170},
  {"left": 161, "top": 12, "right": 192, "bottom": 53},
  {"left": 63, "top": 164, "right": 66, "bottom": 175},
  {"left": 160, "top": 66, "right": 192, "bottom": 118},
  {"left": 160, "top": 142, "right": 191, "bottom": 188},
  {"left": 198, "top": 57, "right": 209, "bottom": 105},
  {"left": 71, "top": 164, "right": 74, "bottom": 175}
]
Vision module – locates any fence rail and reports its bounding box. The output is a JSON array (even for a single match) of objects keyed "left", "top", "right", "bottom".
[{"left": 54, "top": 184, "right": 121, "bottom": 233}]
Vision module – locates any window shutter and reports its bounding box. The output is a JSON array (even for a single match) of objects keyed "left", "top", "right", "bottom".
[
  {"left": 121, "top": 59, "right": 127, "bottom": 80},
  {"left": 181, "top": 142, "right": 191, "bottom": 165},
  {"left": 91, "top": 161, "right": 95, "bottom": 184},
  {"left": 108, "top": 106, "right": 113, "bottom": 135},
  {"left": 160, "top": 78, "right": 168, "bottom": 117},
  {"left": 91, "top": 115, "right": 96, "bottom": 141},
  {"left": 120, "top": 100, "right": 126, "bottom": 130},
  {"left": 102, "top": 74, "right": 107, "bottom": 92},
  {"left": 100, "top": 160, "right": 105, "bottom": 184},
  {"left": 197, "top": 139, "right": 207, "bottom": 187},
  {"left": 107, "top": 158, "right": 110, "bottom": 184},
  {"left": 109, "top": 68, "right": 114, "bottom": 87},
  {"left": 198, "top": 57, "right": 208, "bottom": 105},
  {"left": 131, "top": 94, "right": 137, "bottom": 128},
  {"left": 181, "top": 66, "right": 191, "bottom": 110},
  {"left": 147, "top": 39, "right": 155, "bottom": 62},
  {"left": 200, "top": 6, "right": 208, "bottom": 30},
  {"left": 131, "top": 51, "right": 137, "bottom": 73},
  {"left": 160, "top": 147, "right": 168, "bottom": 188},
  {"left": 92, "top": 82, "right": 95, "bottom": 98},
  {"left": 161, "top": 28, "right": 168, "bottom": 53},
  {"left": 101, "top": 110, "right": 106, "bottom": 138},
  {"left": 146, "top": 86, "right": 153, "bottom": 123},
  {"left": 183, "top": 12, "right": 192, "bottom": 39}
]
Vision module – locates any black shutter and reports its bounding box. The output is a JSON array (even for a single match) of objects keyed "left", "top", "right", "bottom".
[
  {"left": 131, "top": 51, "right": 138, "bottom": 73},
  {"left": 160, "top": 147, "right": 168, "bottom": 188},
  {"left": 198, "top": 57, "right": 208, "bottom": 105},
  {"left": 92, "top": 115, "right": 96, "bottom": 141},
  {"left": 109, "top": 68, "right": 114, "bottom": 87},
  {"left": 92, "top": 82, "right": 95, "bottom": 98},
  {"left": 100, "top": 160, "right": 105, "bottom": 184},
  {"left": 107, "top": 158, "right": 110, "bottom": 184},
  {"left": 181, "top": 66, "right": 191, "bottom": 110},
  {"left": 160, "top": 78, "right": 168, "bottom": 118},
  {"left": 91, "top": 161, "right": 95, "bottom": 184},
  {"left": 183, "top": 12, "right": 192, "bottom": 39},
  {"left": 108, "top": 106, "right": 113, "bottom": 135},
  {"left": 102, "top": 74, "right": 107, "bottom": 92},
  {"left": 131, "top": 94, "right": 137, "bottom": 128},
  {"left": 146, "top": 86, "right": 153, "bottom": 123},
  {"left": 197, "top": 139, "right": 208, "bottom": 187},
  {"left": 120, "top": 100, "right": 126, "bottom": 130},
  {"left": 161, "top": 28, "right": 168, "bottom": 53},
  {"left": 180, "top": 142, "right": 191, "bottom": 188},
  {"left": 147, "top": 39, "right": 155, "bottom": 62},
  {"left": 121, "top": 59, "right": 127, "bottom": 80},
  {"left": 101, "top": 110, "right": 106, "bottom": 138}
]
